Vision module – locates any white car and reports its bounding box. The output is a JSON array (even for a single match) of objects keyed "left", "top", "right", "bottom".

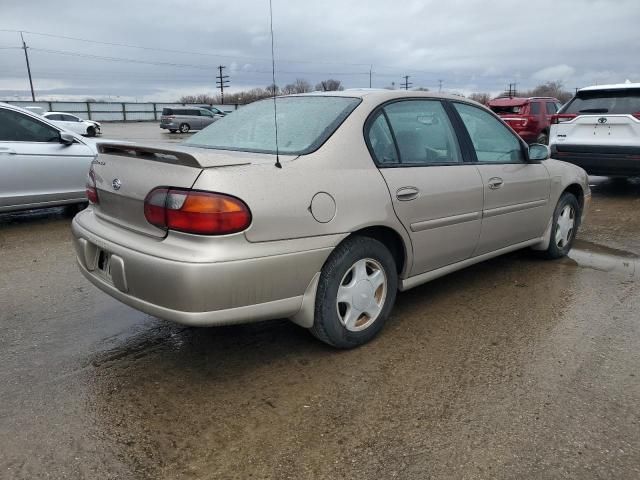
[
  {"left": 549, "top": 82, "right": 640, "bottom": 176},
  {"left": 0, "top": 103, "right": 96, "bottom": 212},
  {"left": 42, "top": 112, "right": 101, "bottom": 137}
]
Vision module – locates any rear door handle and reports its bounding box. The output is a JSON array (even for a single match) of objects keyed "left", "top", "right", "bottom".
[
  {"left": 488, "top": 177, "right": 504, "bottom": 189},
  {"left": 0, "top": 148, "right": 16, "bottom": 155},
  {"left": 396, "top": 186, "right": 420, "bottom": 201}
]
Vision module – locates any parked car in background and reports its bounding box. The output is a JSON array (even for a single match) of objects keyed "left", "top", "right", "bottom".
[
  {"left": 160, "top": 107, "right": 219, "bottom": 133},
  {"left": 24, "top": 106, "right": 46, "bottom": 116},
  {"left": 549, "top": 83, "right": 640, "bottom": 177},
  {"left": 198, "top": 105, "right": 227, "bottom": 117},
  {"left": 42, "top": 112, "right": 101, "bottom": 137},
  {"left": 488, "top": 96, "right": 562, "bottom": 144},
  {"left": 0, "top": 103, "right": 96, "bottom": 213},
  {"left": 72, "top": 90, "right": 589, "bottom": 348}
]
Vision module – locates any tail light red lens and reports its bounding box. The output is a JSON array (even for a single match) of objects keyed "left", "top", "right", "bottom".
[
  {"left": 551, "top": 114, "right": 577, "bottom": 124},
  {"left": 86, "top": 168, "right": 99, "bottom": 204},
  {"left": 632, "top": 112, "right": 640, "bottom": 120},
  {"left": 144, "top": 188, "right": 252, "bottom": 235}
]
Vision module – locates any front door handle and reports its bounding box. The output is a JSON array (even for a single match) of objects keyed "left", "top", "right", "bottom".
[
  {"left": 396, "top": 186, "right": 419, "bottom": 201},
  {"left": 488, "top": 177, "right": 504, "bottom": 189}
]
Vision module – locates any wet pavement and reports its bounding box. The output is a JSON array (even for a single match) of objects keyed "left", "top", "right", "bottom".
[{"left": 1, "top": 124, "right": 639, "bottom": 479}]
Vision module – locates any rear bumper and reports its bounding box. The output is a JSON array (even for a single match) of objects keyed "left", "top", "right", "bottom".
[
  {"left": 71, "top": 211, "right": 337, "bottom": 326},
  {"left": 551, "top": 144, "right": 640, "bottom": 176},
  {"left": 160, "top": 122, "right": 178, "bottom": 130}
]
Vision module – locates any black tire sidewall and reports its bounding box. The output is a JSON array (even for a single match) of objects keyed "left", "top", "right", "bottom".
[
  {"left": 86, "top": 126, "right": 96, "bottom": 137},
  {"left": 536, "top": 132, "right": 549, "bottom": 145},
  {"left": 312, "top": 236, "right": 398, "bottom": 348},
  {"left": 546, "top": 193, "right": 579, "bottom": 258}
]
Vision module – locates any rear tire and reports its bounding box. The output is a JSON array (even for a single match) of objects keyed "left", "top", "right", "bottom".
[
  {"left": 169, "top": 129, "right": 177, "bottom": 133},
  {"left": 179, "top": 123, "right": 190, "bottom": 133},
  {"left": 539, "top": 192, "right": 580, "bottom": 259},
  {"left": 536, "top": 132, "right": 549, "bottom": 145},
  {"left": 310, "top": 236, "right": 398, "bottom": 348}
]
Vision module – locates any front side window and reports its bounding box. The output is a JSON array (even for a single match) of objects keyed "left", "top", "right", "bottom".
[
  {"left": 529, "top": 102, "right": 541, "bottom": 114},
  {"left": 453, "top": 103, "right": 524, "bottom": 163},
  {"left": 382, "top": 100, "right": 461, "bottom": 164},
  {"left": 185, "top": 96, "right": 361, "bottom": 155},
  {"left": 0, "top": 108, "right": 60, "bottom": 142},
  {"left": 366, "top": 112, "right": 398, "bottom": 165}
]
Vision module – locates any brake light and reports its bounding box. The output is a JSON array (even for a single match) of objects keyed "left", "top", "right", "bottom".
[
  {"left": 86, "top": 168, "right": 99, "bottom": 204},
  {"left": 144, "top": 188, "right": 252, "bottom": 235},
  {"left": 551, "top": 114, "right": 577, "bottom": 124},
  {"left": 633, "top": 112, "right": 640, "bottom": 120}
]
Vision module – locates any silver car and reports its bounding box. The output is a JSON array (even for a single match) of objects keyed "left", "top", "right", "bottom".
[
  {"left": 72, "top": 91, "right": 590, "bottom": 348},
  {"left": 0, "top": 103, "right": 96, "bottom": 213},
  {"left": 160, "top": 107, "right": 219, "bottom": 133}
]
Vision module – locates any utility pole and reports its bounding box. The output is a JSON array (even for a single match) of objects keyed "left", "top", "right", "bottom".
[
  {"left": 369, "top": 65, "right": 372, "bottom": 88},
  {"left": 438, "top": 79, "right": 443, "bottom": 92},
  {"left": 401, "top": 75, "right": 412, "bottom": 90},
  {"left": 20, "top": 32, "right": 35, "bottom": 101},
  {"left": 216, "top": 65, "right": 230, "bottom": 104}
]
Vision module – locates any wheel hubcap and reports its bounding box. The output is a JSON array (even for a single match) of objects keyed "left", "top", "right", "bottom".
[
  {"left": 555, "top": 205, "right": 575, "bottom": 248},
  {"left": 336, "top": 258, "right": 387, "bottom": 332}
]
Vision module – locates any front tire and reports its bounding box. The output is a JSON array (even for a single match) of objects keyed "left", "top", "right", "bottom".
[
  {"left": 536, "top": 132, "right": 549, "bottom": 145},
  {"left": 86, "top": 126, "right": 96, "bottom": 137},
  {"left": 310, "top": 236, "right": 398, "bottom": 348},
  {"left": 179, "top": 123, "right": 190, "bottom": 133},
  {"left": 540, "top": 192, "right": 580, "bottom": 259}
]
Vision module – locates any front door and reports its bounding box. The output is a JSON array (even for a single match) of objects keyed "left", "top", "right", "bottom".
[
  {"left": 451, "top": 102, "right": 551, "bottom": 255},
  {"left": 365, "top": 99, "right": 484, "bottom": 275}
]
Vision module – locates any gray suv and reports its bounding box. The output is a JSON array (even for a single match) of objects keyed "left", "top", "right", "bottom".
[{"left": 160, "top": 107, "right": 218, "bottom": 133}]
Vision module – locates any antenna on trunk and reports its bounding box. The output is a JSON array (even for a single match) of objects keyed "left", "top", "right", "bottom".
[{"left": 269, "top": 0, "right": 282, "bottom": 169}]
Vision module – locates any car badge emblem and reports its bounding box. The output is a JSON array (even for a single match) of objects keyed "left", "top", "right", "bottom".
[
  {"left": 112, "top": 178, "right": 122, "bottom": 190},
  {"left": 598, "top": 117, "right": 607, "bottom": 124}
]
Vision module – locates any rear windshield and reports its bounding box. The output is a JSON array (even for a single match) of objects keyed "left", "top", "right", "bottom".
[
  {"left": 489, "top": 104, "right": 524, "bottom": 114},
  {"left": 184, "top": 96, "right": 361, "bottom": 155},
  {"left": 562, "top": 89, "right": 640, "bottom": 115}
]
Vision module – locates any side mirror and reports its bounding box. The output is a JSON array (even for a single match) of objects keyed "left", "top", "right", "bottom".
[
  {"left": 527, "top": 143, "right": 550, "bottom": 162},
  {"left": 59, "top": 132, "right": 75, "bottom": 146}
]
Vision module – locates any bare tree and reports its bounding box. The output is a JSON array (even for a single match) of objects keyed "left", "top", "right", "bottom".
[
  {"left": 468, "top": 92, "right": 491, "bottom": 105},
  {"left": 413, "top": 87, "right": 430, "bottom": 92},
  {"left": 179, "top": 94, "right": 217, "bottom": 104},
  {"left": 282, "top": 78, "right": 312, "bottom": 95},
  {"left": 315, "top": 79, "right": 344, "bottom": 91},
  {"left": 525, "top": 81, "right": 573, "bottom": 103}
]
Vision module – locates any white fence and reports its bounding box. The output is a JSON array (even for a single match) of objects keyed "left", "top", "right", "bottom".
[{"left": 2, "top": 101, "right": 239, "bottom": 122}]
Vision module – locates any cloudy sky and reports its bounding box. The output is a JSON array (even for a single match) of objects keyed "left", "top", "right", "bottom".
[{"left": 1, "top": 0, "right": 638, "bottom": 101}]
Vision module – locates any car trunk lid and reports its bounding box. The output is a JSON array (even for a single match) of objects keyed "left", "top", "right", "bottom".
[{"left": 91, "top": 143, "right": 255, "bottom": 238}]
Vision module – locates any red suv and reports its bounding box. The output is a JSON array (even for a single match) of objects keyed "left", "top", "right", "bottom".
[{"left": 488, "top": 96, "right": 562, "bottom": 144}]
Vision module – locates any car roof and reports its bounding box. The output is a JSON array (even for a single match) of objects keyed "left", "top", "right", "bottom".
[
  {"left": 286, "top": 89, "right": 486, "bottom": 105},
  {"left": 488, "top": 96, "right": 558, "bottom": 106},
  {"left": 578, "top": 82, "right": 640, "bottom": 93}
]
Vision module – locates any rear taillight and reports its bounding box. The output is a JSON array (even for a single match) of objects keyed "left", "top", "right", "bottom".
[
  {"left": 86, "top": 168, "right": 99, "bottom": 204},
  {"left": 551, "top": 114, "right": 577, "bottom": 124},
  {"left": 633, "top": 112, "right": 640, "bottom": 120},
  {"left": 143, "top": 188, "right": 252, "bottom": 235}
]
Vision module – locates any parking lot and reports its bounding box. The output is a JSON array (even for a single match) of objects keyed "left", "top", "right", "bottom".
[{"left": 1, "top": 122, "right": 639, "bottom": 479}]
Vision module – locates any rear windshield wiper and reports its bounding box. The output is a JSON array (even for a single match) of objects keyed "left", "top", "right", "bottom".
[{"left": 578, "top": 108, "right": 609, "bottom": 113}]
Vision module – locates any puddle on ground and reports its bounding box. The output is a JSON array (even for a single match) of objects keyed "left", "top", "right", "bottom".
[{"left": 568, "top": 240, "right": 638, "bottom": 279}]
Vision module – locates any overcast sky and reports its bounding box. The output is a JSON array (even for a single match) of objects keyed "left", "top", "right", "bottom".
[{"left": 1, "top": 0, "right": 638, "bottom": 101}]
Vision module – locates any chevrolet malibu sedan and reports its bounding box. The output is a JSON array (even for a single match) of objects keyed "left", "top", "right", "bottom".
[{"left": 72, "top": 90, "right": 590, "bottom": 348}]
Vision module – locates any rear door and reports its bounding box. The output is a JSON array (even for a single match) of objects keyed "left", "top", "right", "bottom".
[
  {"left": 451, "top": 102, "right": 550, "bottom": 255},
  {"left": 186, "top": 109, "right": 202, "bottom": 129},
  {"left": 367, "top": 99, "right": 484, "bottom": 275},
  {"left": 0, "top": 107, "right": 95, "bottom": 209},
  {"left": 200, "top": 109, "right": 216, "bottom": 128}
]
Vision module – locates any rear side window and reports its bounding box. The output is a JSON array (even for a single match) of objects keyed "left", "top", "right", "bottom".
[
  {"left": 0, "top": 108, "right": 60, "bottom": 142},
  {"left": 453, "top": 103, "right": 524, "bottom": 163},
  {"left": 489, "top": 104, "right": 524, "bottom": 114},
  {"left": 382, "top": 100, "right": 462, "bottom": 164},
  {"left": 563, "top": 89, "right": 640, "bottom": 114},
  {"left": 366, "top": 113, "right": 398, "bottom": 165},
  {"left": 545, "top": 102, "right": 558, "bottom": 114},
  {"left": 529, "top": 102, "right": 541, "bottom": 114}
]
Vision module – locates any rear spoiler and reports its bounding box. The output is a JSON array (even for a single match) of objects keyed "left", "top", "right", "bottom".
[{"left": 97, "top": 143, "right": 201, "bottom": 168}]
